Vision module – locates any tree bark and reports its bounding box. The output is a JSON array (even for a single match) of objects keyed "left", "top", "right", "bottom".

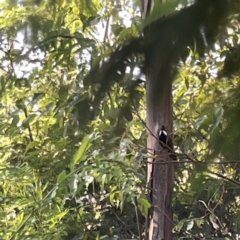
[
  {"left": 141, "top": 0, "right": 174, "bottom": 239},
  {"left": 145, "top": 50, "right": 174, "bottom": 240}
]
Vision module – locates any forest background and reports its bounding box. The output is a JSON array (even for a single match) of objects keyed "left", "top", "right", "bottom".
[{"left": 1, "top": 0, "right": 240, "bottom": 239}]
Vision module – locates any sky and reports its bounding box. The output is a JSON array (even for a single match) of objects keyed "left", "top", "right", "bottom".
[{"left": 0, "top": 0, "right": 138, "bottom": 78}]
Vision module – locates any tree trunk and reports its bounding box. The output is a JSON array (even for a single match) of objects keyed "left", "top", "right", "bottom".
[
  {"left": 145, "top": 50, "right": 174, "bottom": 239},
  {"left": 141, "top": 0, "right": 174, "bottom": 239}
]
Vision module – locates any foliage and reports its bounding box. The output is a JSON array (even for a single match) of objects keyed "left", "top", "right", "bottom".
[
  {"left": 172, "top": 13, "right": 240, "bottom": 239},
  {"left": 0, "top": 0, "right": 240, "bottom": 239},
  {"left": 0, "top": 0, "right": 146, "bottom": 239}
]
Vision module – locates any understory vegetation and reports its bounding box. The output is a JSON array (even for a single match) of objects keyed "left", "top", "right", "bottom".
[{"left": 0, "top": 0, "right": 240, "bottom": 239}]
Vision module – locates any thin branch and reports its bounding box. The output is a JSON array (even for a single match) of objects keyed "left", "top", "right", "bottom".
[
  {"left": 23, "top": 107, "right": 34, "bottom": 142},
  {"left": 103, "top": 15, "right": 110, "bottom": 46},
  {"left": 134, "top": 197, "right": 143, "bottom": 240}
]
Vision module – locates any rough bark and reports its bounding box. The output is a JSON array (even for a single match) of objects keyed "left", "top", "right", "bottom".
[
  {"left": 141, "top": 0, "right": 174, "bottom": 238},
  {"left": 145, "top": 49, "right": 174, "bottom": 240}
]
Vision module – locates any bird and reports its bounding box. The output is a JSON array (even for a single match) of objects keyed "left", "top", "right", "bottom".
[
  {"left": 159, "top": 125, "right": 168, "bottom": 146},
  {"left": 159, "top": 125, "right": 177, "bottom": 160}
]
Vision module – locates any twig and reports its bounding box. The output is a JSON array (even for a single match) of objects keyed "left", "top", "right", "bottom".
[
  {"left": 23, "top": 107, "right": 34, "bottom": 142},
  {"left": 134, "top": 197, "right": 143, "bottom": 240}
]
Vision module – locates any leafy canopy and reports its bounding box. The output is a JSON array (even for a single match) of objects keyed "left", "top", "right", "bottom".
[{"left": 0, "top": 0, "right": 240, "bottom": 239}]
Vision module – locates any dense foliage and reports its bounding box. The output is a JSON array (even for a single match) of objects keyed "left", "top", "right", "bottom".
[{"left": 0, "top": 0, "right": 240, "bottom": 239}]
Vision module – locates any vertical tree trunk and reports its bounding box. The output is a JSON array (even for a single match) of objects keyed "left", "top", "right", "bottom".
[
  {"left": 145, "top": 54, "right": 174, "bottom": 239},
  {"left": 141, "top": 0, "right": 175, "bottom": 238},
  {"left": 144, "top": 37, "right": 175, "bottom": 239}
]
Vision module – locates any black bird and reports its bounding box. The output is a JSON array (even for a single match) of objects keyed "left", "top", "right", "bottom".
[
  {"left": 159, "top": 125, "right": 177, "bottom": 160},
  {"left": 159, "top": 125, "right": 168, "bottom": 146}
]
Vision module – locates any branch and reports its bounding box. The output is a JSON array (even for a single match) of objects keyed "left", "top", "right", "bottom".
[{"left": 23, "top": 107, "right": 34, "bottom": 142}]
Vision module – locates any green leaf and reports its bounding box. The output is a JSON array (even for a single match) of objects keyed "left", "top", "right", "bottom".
[
  {"left": 117, "top": 28, "right": 131, "bottom": 42},
  {"left": 195, "top": 116, "right": 206, "bottom": 126},
  {"left": 109, "top": 107, "right": 118, "bottom": 119},
  {"left": 195, "top": 218, "right": 204, "bottom": 228},
  {"left": 73, "top": 135, "right": 91, "bottom": 164},
  {"left": 112, "top": 24, "right": 124, "bottom": 37},
  {"left": 138, "top": 197, "right": 151, "bottom": 209},
  {"left": 57, "top": 170, "right": 66, "bottom": 184},
  {"left": 58, "top": 86, "right": 68, "bottom": 101},
  {"left": 91, "top": 55, "right": 101, "bottom": 70},
  {"left": 109, "top": 192, "right": 115, "bottom": 206},
  {"left": 138, "top": 197, "right": 151, "bottom": 216},
  {"left": 10, "top": 115, "right": 20, "bottom": 127},
  {"left": 109, "top": 186, "right": 118, "bottom": 206},
  {"left": 172, "top": 220, "right": 184, "bottom": 233},
  {"left": 28, "top": 114, "right": 37, "bottom": 124},
  {"left": 25, "top": 141, "right": 39, "bottom": 154}
]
